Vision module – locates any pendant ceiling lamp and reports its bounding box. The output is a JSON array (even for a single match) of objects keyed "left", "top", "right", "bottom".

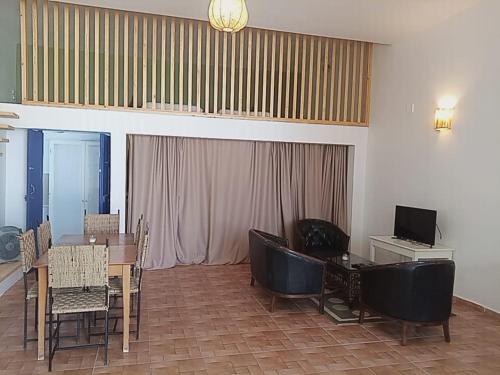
[{"left": 208, "top": 0, "right": 249, "bottom": 33}]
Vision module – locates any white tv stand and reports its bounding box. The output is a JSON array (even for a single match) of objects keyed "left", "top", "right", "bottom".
[{"left": 369, "top": 236, "right": 454, "bottom": 262}]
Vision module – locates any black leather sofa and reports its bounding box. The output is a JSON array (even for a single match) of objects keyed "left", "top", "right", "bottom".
[
  {"left": 295, "top": 219, "right": 350, "bottom": 259},
  {"left": 248, "top": 229, "right": 326, "bottom": 313},
  {"left": 358, "top": 260, "right": 455, "bottom": 345}
]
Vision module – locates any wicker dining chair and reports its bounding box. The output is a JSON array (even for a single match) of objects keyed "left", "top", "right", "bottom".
[
  {"left": 37, "top": 220, "right": 52, "bottom": 256},
  {"left": 48, "top": 245, "right": 110, "bottom": 371},
  {"left": 84, "top": 211, "right": 120, "bottom": 235},
  {"left": 109, "top": 224, "right": 150, "bottom": 339},
  {"left": 19, "top": 229, "right": 39, "bottom": 349}
]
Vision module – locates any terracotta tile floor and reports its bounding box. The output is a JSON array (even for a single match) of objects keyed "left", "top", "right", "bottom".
[{"left": 1, "top": 264, "right": 500, "bottom": 374}]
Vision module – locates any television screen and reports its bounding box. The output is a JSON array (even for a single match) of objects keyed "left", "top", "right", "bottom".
[{"left": 394, "top": 206, "right": 437, "bottom": 246}]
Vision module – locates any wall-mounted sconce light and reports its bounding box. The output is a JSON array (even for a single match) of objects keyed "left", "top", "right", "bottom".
[
  {"left": 434, "top": 107, "right": 454, "bottom": 131},
  {"left": 435, "top": 96, "right": 456, "bottom": 131}
]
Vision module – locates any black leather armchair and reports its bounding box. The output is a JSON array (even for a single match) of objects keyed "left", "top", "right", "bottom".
[
  {"left": 358, "top": 260, "right": 455, "bottom": 345},
  {"left": 295, "top": 219, "right": 350, "bottom": 259},
  {"left": 248, "top": 229, "right": 326, "bottom": 313}
]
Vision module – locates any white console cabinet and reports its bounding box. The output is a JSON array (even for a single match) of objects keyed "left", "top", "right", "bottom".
[{"left": 369, "top": 236, "right": 454, "bottom": 262}]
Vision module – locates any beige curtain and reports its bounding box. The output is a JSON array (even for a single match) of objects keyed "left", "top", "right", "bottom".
[{"left": 127, "top": 135, "right": 348, "bottom": 269}]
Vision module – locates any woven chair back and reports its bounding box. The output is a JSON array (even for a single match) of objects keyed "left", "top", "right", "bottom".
[
  {"left": 19, "top": 229, "right": 37, "bottom": 273},
  {"left": 84, "top": 213, "right": 120, "bottom": 235},
  {"left": 37, "top": 221, "right": 52, "bottom": 256},
  {"left": 48, "top": 245, "right": 109, "bottom": 288},
  {"left": 139, "top": 227, "right": 150, "bottom": 270},
  {"left": 134, "top": 215, "right": 144, "bottom": 245}
]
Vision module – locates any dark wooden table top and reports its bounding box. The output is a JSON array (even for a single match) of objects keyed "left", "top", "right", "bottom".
[{"left": 34, "top": 233, "right": 137, "bottom": 268}]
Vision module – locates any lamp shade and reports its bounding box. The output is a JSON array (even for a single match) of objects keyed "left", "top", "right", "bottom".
[
  {"left": 435, "top": 107, "right": 454, "bottom": 131},
  {"left": 209, "top": 0, "right": 248, "bottom": 33}
]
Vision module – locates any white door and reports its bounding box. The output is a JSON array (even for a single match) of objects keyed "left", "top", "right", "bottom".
[
  {"left": 49, "top": 140, "right": 100, "bottom": 240},
  {"left": 85, "top": 143, "right": 100, "bottom": 215}
]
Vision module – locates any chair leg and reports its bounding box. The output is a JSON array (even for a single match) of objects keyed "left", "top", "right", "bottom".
[
  {"left": 318, "top": 295, "right": 325, "bottom": 314},
  {"left": 269, "top": 296, "right": 276, "bottom": 313},
  {"left": 443, "top": 320, "right": 451, "bottom": 343},
  {"left": 104, "top": 310, "right": 109, "bottom": 366},
  {"left": 23, "top": 298, "right": 28, "bottom": 349},
  {"left": 250, "top": 276, "right": 255, "bottom": 287},
  {"left": 358, "top": 304, "right": 365, "bottom": 324},
  {"left": 34, "top": 297, "right": 38, "bottom": 332},
  {"left": 48, "top": 310, "right": 53, "bottom": 372},
  {"left": 56, "top": 314, "right": 60, "bottom": 349},
  {"left": 87, "top": 313, "right": 91, "bottom": 344},
  {"left": 136, "top": 291, "right": 141, "bottom": 340},
  {"left": 401, "top": 322, "right": 408, "bottom": 346}
]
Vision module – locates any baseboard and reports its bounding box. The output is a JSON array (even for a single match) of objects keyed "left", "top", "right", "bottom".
[
  {"left": 453, "top": 295, "right": 500, "bottom": 317},
  {"left": 0, "top": 265, "right": 22, "bottom": 297}
]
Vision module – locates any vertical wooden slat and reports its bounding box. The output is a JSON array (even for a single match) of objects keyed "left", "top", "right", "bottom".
[
  {"left": 43, "top": 0, "right": 49, "bottom": 102},
  {"left": 213, "top": 30, "right": 219, "bottom": 113},
  {"left": 104, "top": 10, "right": 110, "bottom": 107},
  {"left": 314, "top": 38, "right": 322, "bottom": 120},
  {"left": 123, "top": 14, "right": 129, "bottom": 107},
  {"left": 335, "top": 40, "right": 344, "bottom": 121},
  {"left": 142, "top": 16, "right": 148, "bottom": 109},
  {"left": 292, "top": 34, "right": 299, "bottom": 119},
  {"left": 114, "top": 12, "right": 119, "bottom": 107},
  {"left": 151, "top": 17, "right": 157, "bottom": 109},
  {"left": 74, "top": 6, "right": 80, "bottom": 105},
  {"left": 84, "top": 8, "right": 89, "bottom": 105},
  {"left": 307, "top": 37, "right": 314, "bottom": 120},
  {"left": 350, "top": 41, "right": 358, "bottom": 122},
  {"left": 261, "top": 30, "right": 268, "bottom": 117},
  {"left": 32, "top": 0, "right": 39, "bottom": 101},
  {"left": 277, "top": 33, "right": 284, "bottom": 118},
  {"left": 329, "top": 40, "right": 336, "bottom": 121},
  {"left": 357, "top": 42, "right": 365, "bottom": 123},
  {"left": 179, "top": 20, "right": 184, "bottom": 111},
  {"left": 343, "top": 41, "right": 351, "bottom": 121},
  {"left": 170, "top": 18, "right": 175, "bottom": 110},
  {"left": 254, "top": 30, "right": 260, "bottom": 117},
  {"left": 299, "top": 35, "right": 307, "bottom": 120},
  {"left": 269, "top": 32, "right": 276, "bottom": 117},
  {"left": 321, "top": 39, "right": 329, "bottom": 121},
  {"left": 63, "top": 4, "right": 69, "bottom": 103},
  {"left": 94, "top": 9, "right": 100, "bottom": 106},
  {"left": 133, "top": 15, "right": 138, "bottom": 108},
  {"left": 204, "top": 24, "right": 210, "bottom": 114},
  {"left": 160, "top": 17, "right": 166, "bottom": 110},
  {"left": 196, "top": 22, "right": 202, "bottom": 112},
  {"left": 238, "top": 31, "right": 244, "bottom": 115},
  {"left": 20, "top": 0, "right": 27, "bottom": 102},
  {"left": 230, "top": 32, "right": 236, "bottom": 114},
  {"left": 245, "top": 29, "right": 252, "bottom": 116},
  {"left": 188, "top": 21, "right": 193, "bottom": 112},
  {"left": 285, "top": 34, "right": 291, "bottom": 118},
  {"left": 222, "top": 32, "right": 227, "bottom": 114},
  {"left": 365, "top": 43, "right": 373, "bottom": 125}
]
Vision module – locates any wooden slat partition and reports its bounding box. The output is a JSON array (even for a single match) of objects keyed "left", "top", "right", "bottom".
[{"left": 20, "top": 1, "right": 373, "bottom": 126}]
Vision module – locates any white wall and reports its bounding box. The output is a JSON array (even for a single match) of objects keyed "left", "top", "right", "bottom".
[
  {"left": 3, "top": 128, "right": 27, "bottom": 230},
  {"left": 366, "top": 0, "right": 500, "bottom": 312},
  {"left": 0, "top": 131, "right": 6, "bottom": 227},
  {"left": 0, "top": 103, "right": 369, "bottom": 254}
]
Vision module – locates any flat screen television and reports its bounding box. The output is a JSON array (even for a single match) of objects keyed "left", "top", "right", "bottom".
[{"left": 394, "top": 205, "right": 437, "bottom": 246}]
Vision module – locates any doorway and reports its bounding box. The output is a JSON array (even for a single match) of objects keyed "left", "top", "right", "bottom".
[{"left": 26, "top": 130, "right": 111, "bottom": 240}]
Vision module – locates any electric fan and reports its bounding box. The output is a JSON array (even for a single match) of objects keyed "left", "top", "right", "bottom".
[{"left": 0, "top": 226, "right": 22, "bottom": 263}]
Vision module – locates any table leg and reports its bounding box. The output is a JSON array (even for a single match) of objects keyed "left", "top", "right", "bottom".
[
  {"left": 122, "top": 265, "right": 130, "bottom": 353},
  {"left": 37, "top": 268, "right": 47, "bottom": 360},
  {"left": 369, "top": 242, "right": 376, "bottom": 262}
]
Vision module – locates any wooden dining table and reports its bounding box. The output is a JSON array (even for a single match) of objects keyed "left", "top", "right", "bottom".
[{"left": 33, "top": 233, "right": 137, "bottom": 360}]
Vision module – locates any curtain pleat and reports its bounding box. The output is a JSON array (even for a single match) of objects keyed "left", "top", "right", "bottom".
[{"left": 127, "top": 135, "right": 349, "bottom": 269}]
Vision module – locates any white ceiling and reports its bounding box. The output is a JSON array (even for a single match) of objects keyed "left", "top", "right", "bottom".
[{"left": 58, "top": 0, "right": 479, "bottom": 44}]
